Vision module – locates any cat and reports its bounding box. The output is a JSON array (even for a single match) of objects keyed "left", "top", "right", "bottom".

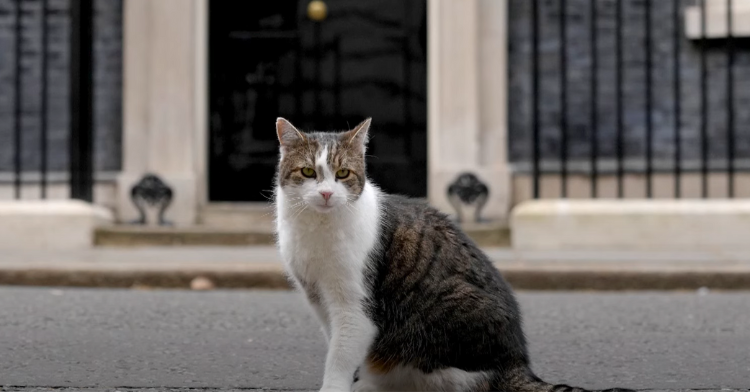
[{"left": 274, "top": 117, "right": 634, "bottom": 392}]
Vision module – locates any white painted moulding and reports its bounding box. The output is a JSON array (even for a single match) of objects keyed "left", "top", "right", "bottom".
[
  {"left": 685, "top": 0, "right": 750, "bottom": 39},
  {"left": 0, "top": 200, "right": 113, "bottom": 250},
  {"left": 511, "top": 200, "right": 750, "bottom": 251}
]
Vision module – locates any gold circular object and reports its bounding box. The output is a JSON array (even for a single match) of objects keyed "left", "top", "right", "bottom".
[{"left": 307, "top": 0, "right": 327, "bottom": 22}]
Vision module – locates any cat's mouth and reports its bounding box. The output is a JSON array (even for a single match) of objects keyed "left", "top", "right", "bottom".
[{"left": 312, "top": 203, "right": 335, "bottom": 213}]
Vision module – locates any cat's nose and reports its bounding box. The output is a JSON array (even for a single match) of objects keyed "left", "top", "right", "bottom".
[{"left": 319, "top": 191, "right": 333, "bottom": 202}]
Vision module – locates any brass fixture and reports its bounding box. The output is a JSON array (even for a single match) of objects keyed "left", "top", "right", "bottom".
[{"left": 307, "top": 0, "right": 327, "bottom": 22}]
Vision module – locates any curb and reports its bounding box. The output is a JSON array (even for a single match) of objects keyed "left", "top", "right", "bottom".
[
  {"left": 0, "top": 266, "right": 291, "bottom": 290},
  {"left": 2, "top": 264, "right": 749, "bottom": 290},
  {"left": 500, "top": 269, "right": 750, "bottom": 291}
]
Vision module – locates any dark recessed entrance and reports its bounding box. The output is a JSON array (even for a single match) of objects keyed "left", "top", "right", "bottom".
[{"left": 208, "top": 0, "right": 427, "bottom": 202}]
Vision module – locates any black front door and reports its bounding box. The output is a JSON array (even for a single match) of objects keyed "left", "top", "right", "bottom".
[{"left": 209, "top": 0, "right": 427, "bottom": 202}]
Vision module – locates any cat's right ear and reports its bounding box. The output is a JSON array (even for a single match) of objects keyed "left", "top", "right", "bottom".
[{"left": 276, "top": 118, "right": 306, "bottom": 146}]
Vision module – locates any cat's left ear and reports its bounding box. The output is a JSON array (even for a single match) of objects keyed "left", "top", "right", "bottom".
[{"left": 342, "top": 118, "right": 371, "bottom": 147}]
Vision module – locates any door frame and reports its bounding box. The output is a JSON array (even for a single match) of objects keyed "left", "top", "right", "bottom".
[{"left": 120, "top": 0, "right": 511, "bottom": 225}]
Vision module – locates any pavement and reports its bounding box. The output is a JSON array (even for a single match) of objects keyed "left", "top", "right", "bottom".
[
  {"left": 0, "top": 287, "right": 748, "bottom": 391},
  {"left": 4, "top": 390, "right": 747, "bottom": 392},
  {"left": 2, "top": 246, "right": 750, "bottom": 290}
]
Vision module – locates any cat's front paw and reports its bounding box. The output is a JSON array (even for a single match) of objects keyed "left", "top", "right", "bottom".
[{"left": 351, "top": 379, "right": 379, "bottom": 392}]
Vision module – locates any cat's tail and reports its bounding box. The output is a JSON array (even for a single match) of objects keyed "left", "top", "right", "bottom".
[{"left": 487, "top": 366, "right": 635, "bottom": 392}]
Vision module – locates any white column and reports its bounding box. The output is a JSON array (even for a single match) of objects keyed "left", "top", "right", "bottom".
[
  {"left": 118, "top": 0, "right": 207, "bottom": 225},
  {"left": 428, "top": 0, "right": 510, "bottom": 222}
]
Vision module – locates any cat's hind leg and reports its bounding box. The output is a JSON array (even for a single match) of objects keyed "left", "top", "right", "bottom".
[
  {"left": 351, "top": 368, "right": 380, "bottom": 392},
  {"left": 351, "top": 364, "right": 412, "bottom": 392},
  {"left": 352, "top": 362, "right": 490, "bottom": 392}
]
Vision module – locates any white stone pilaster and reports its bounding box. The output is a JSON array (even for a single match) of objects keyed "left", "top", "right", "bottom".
[
  {"left": 118, "top": 0, "right": 207, "bottom": 225},
  {"left": 428, "top": 0, "right": 510, "bottom": 222}
]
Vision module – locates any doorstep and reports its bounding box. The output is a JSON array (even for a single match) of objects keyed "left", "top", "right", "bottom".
[{"left": 95, "top": 222, "right": 510, "bottom": 247}]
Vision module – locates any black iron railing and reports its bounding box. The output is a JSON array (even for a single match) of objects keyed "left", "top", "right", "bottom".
[
  {"left": 7, "top": 0, "right": 94, "bottom": 201},
  {"left": 69, "top": 0, "right": 95, "bottom": 202},
  {"left": 525, "top": 0, "right": 742, "bottom": 199}
]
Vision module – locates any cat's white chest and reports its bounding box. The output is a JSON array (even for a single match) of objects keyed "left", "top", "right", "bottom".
[{"left": 275, "top": 183, "right": 381, "bottom": 289}]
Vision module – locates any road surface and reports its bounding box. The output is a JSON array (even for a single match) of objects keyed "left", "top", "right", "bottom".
[{"left": 0, "top": 287, "right": 748, "bottom": 391}]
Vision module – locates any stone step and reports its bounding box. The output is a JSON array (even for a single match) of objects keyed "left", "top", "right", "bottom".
[
  {"left": 95, "top": 222, "right": 509, "bottom": 247},
  {"left": 94, "top": 226, "right": 275, "bottom": 247},
  {"left": 461, "top": 221, "right": 511, "bottom": 247}
]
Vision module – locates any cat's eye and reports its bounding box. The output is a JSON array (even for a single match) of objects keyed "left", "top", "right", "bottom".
[
  {"left": 335, "top": 169, "right": 350, "bottom": 179},
  {"left": 301, "top": 167, "right": 316, "bottom": 178}
]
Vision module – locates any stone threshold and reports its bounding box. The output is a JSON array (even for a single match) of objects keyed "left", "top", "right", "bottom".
[{"left": 95, "top": 222, "right": 510, "bottom": 247}]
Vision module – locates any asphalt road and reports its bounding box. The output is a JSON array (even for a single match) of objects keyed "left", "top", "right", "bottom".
[{"left": 0, "top": 287, "right": 748, "bottom": 392}]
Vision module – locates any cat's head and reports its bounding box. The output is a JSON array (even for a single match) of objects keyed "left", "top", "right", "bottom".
[{"left": 275, "top": 118, "right": 370, "bottom": 214}]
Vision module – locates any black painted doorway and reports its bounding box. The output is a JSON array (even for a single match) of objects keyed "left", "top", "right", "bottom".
[{"left": 208, "top": 0, "right": 427, "bottom": 202}]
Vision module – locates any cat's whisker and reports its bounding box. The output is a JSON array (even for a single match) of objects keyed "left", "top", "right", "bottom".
[
  {"left": 293, "top": 206, "right": 308, "bottom": 220},
  {"left": 290, "top": 204, "right": 308, "bottom": 221},
  {"left": 346, "top": 201, "right": 361, "bottom": 214},
  {"left": 345, "top": 196, "right": 362, "bottom": 212},
  {"left": 344, "top": 202, "right": 357, "bottom": 214},
  {"left": 258, "top": 191, "right": 275, "bottom": 202}
]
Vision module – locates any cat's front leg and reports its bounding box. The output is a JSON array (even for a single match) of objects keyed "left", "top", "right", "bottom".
[
  {"left": 309, "top": 302, "right": 331, "bottom": 343},
  {"left": 292, "top": 276, "right": 332, "bottom": 343},
  {"left": 319, "top": 303, "right": 376, "bottom": 392}
]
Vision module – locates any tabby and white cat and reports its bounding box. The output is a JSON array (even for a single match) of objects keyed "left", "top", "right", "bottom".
[{"left": 274, "top": 118, "right": 632, "bottom": 392}]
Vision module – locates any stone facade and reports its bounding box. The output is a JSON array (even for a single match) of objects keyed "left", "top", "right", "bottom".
[
  {"left": 508, "top": 0, "right": 750, "bottom": 171},
  {"left": 0, "top": 0, "right": 122, "bottom": 173}
]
